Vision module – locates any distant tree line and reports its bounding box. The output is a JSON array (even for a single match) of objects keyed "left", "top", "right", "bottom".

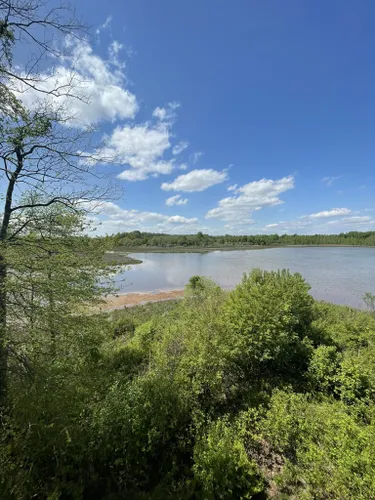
[{"left": 108, "top": 230, "right": 375, "bottom": 248}]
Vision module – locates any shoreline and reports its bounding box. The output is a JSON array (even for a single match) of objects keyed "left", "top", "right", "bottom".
[
  {"left": 101, "top": 289, "right": 185, "bottom": 311},
  {"left": 111, "top": 244, "right": 375, "bottom": 261}
]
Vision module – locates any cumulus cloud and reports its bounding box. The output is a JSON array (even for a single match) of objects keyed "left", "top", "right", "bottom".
[
  {"left": 304, "top": 208, "right": 352, "bottom": 219},
  {"left": 15, "top": 38, "right": 138, "bottom": 127},
  {"left": 93, "top": 123, "right": 182, "bottom": 180},
  {"left": 118, "top": 170, "right": 149, "bottom": 181},
  {"left": 161, "top": 169, "right": 228, "bottom": 192},
  {"left": 173, "top": 141, "right": 189, "bottom": 155},
  {"left": 90, "top": 201, "right": 199, "bottom": 234},
  {"left": 153, "top": 107, "right": 167, "bottom": 121},
  {"left": 206, "top": 176, "right": 294, "bottom": 221},
  {"left": 227, "top": 184, "right": 238, "bottom": 192},
  {"left": 166, "top": 195, "right": 188, "bottom": 206},
  {"left": 167, "top": 215, "right": 197, "bottom": 224},
  {"left": 13, "top": 37, "right": 197, "bottom": 183}
]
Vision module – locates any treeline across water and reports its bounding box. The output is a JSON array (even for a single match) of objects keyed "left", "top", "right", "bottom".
[{"left": 108, "top": 230, "right": 375, "bottom": 248}]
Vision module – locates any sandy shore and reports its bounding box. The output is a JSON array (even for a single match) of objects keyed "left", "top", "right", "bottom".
[{"left": 101, "top": 289, "right": 184, "bottom": 311}]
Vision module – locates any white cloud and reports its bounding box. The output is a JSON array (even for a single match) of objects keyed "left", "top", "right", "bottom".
[
  {"left": 153, "top": 107, "right": 167, "bottom": 121},
  {"left": 166, "top": 195, "right": 188, "bottom": 206},
  {"left": 167, "top": 215, "right": 197, "bottom": 224},
  {"left": 305, "top": 208, "right": 352, "bottom": 219},
  {"left": 173, "top": 141, "right": 189, "bottom": 155},
  {"left": 152, "top": 102, "right": 180, "bottom": 123},
  {"left": 15, "top": 38, "right": 138, "bottom": 127},
  {"left": 322, "top": 176, "right": 342, "bottom": 187},
  {"left": 161, "top": 169, "right": 228, "bottom": 192},
  {"left": 327, "top": 216, "right": 374, "bottom": 225},
  {"left": 109, "top": 40, "right": 124, "bottom": 57},
  {"left": 108, "top": 40, "right": 125, "bottom": 69},
  {"left": 88, "top": 201, "right": 199, "bottom": 235},
  {"left": 261, "top": 213, "right": 375, "bottom": 235},
  {"left": 96, "top": 16, "right": 112, "bottom": 35},
  {"left": 93, "top": 123, "right": 181, "bottom": 180},
  {"left": 261, "top": 219, "right": 312, "bottom": 234},
  {"left": 191, "top": 151, "right": 203, "bottom": 164},
  {"left": 118, "top": 170, "right": 149, "bottom": 181},
  {"left": 227, "top": 184, "right": 238, "bottom": 192},
  {"left": 206, "top": 176, "right": 294, "bottom": 221}
]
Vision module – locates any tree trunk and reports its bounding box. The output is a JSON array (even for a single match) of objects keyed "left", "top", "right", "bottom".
[
  {"left": 0, "top": 146, "right": 23, "bottom": 409},
  {"left": 0, "top": 252, "right": 8, "bottom": 409},
  {"left": 48, "top": 261, "right": 56, "bottom": 358}
]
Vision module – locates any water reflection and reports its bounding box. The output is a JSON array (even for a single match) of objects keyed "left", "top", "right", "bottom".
[{"left": 113, "top": 247, "right": 375, "bottom": 309}]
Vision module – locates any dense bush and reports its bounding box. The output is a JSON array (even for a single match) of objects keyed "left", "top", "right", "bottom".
[
  {"left": 259, "top": 390, "right": 375, "bottom": 499},
  {"left": 193, "top": 419, "right": 263, "bottom": 499},
  {"left": 2, "top": 269, "right": 375, "bottom": 499},
  {"left": 222, "top": 270, "right": 314, "bottom": 384}
]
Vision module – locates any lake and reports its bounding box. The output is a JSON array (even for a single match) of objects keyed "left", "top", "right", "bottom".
[{"left": 113, "top": 247, "right": 375, "bottom": 309}]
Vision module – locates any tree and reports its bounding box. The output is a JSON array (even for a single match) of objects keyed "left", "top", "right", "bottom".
[
  {"left": 6, "top": 203, "right": 111, "bottom": 363},
  {"left": 0, "top": 104, "right": 112, "bottom": 406},
  {"left": 1, "top": 0, "right": 86, "bottom": 117},
  {"left": 222, "top": 269, "right": 314, "bottom": 387},
  {"left": 0, "top": 0, "right": 113, "bottom": 406}
]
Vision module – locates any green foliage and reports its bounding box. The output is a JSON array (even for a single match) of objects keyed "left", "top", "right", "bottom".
[
  {"left": 222, "top": 269, "right": 314, "bottom": 383},
  {"left": 308, "top": 345, "right": 340, "bottom": 392},
  {"left": 108, "top": 299, "right": 180, "bottom": 327},
  {"left": 336, "top": 357, "right": 375, "bottom": 404},
  {"left": 363, "top": 292, "right": 375, "bottom": 312},
  {"left": 113, "top": 316, "right": 136, "bottom": 338},
  {"left": 90, "top": 372, "right": 193, "bottom": 498},
  {"left": 259, "top": 390, "right": 375, "bottom": 499},
  {"left": 193, "top": 419, "right": 263, "bottom": 499},
  {"left": 5, "top": 205, "right": 112, "bottom": 364},
  {"left": 185, "top": 275, "right": 223, "bottom": 301},
  {"left": 2, "top": 269, "right": 375, "bottom": 499}
]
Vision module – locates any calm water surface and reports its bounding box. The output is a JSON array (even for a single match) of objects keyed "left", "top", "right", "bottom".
[{"left": 114, "top": 247, "right": 375, "bottom": 308}]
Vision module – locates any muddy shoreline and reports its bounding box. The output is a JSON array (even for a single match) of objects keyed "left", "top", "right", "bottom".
[{"left": 101, "top": 289, "right": 184, "bottom": 311}]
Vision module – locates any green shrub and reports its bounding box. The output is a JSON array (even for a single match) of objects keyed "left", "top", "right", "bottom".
[
  {"left": 260, "top": 390, "right": 375, "bottom": 499},
  {"left": 113, "top": 316, "right": 136, "bottom": 338},
  {"left": 90, "top": 372, "right": 192, "bottom": 498},
  {"left": 4, "top": 273, "right": 375, "bottom": 499},
  {"left": 308, "top": 345, "right": 340, "bottom": 393},
  {"left": 193, "top": 418, "right": 264, "bottom": 499},
  {"left": 222, "top": 269, "right": 314, "bottom": 382}
]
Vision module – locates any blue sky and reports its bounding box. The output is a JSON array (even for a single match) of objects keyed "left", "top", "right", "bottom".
[{"left": 19, "top": 0, "right": 375, "bottom": 234}]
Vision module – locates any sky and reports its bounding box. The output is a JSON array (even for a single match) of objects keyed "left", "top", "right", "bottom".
[{"left": 17, "top": 0, "right": 375, "bottom": 235}]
